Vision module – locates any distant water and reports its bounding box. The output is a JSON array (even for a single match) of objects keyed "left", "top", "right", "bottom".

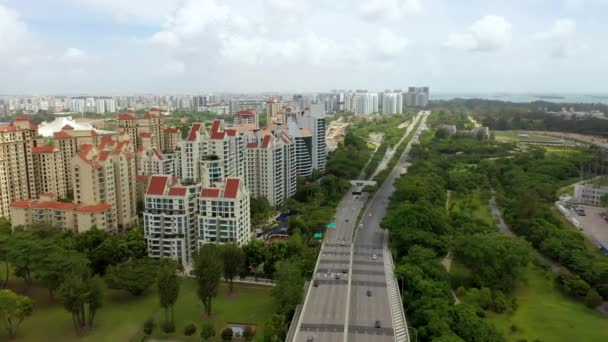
[{"left": 432, "top": 93, "right": 608, "bottom": 104}]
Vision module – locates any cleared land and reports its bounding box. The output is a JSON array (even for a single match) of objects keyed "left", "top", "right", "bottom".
[
  {"left": 495, "top": 131, "right": 563, "bottom": 143},
  {"left": 487, "top": 266, "right": 608, "bottom": 342},
  {"left": 0, "top": 269, "right": 274, "bottom": 342}
]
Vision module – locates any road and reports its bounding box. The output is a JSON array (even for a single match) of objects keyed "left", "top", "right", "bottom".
[{"left": 293, "top": 110, "right": 429, "bottom": 342}]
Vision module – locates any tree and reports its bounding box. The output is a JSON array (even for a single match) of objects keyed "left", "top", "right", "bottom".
[
  {"left": 584, "top": 289, "right": 603, "bottom": 308},
  {"left": 105, "top": 258, "right": 159, "bottom": 296},
  {"left": 143, "top": 318, "right": 155, "bottom": 335},
  {"left": 243, "top": 240, "right": 266, "bottom": 276},
  {"left": 184, "top": 322, "right": 197, "bottom": 336},
  {"left": 601, "top": 193, "right": 608, "bottom": 207},
  {"left": 0, "top": 289, "right": 33, "bottom": 338},
  {"left": 271, "top": 259, "right": 303, "bottom": 316},
  {"left": 263, "top": 314, "right": 286, "bottom": 342},
  {"left": 121, "top": 226, "right": 147, "bottom": 259},
  {"left": 157, "top": 262, "right": 180, "bottom": 325},
  {"left": 0, "top": 233, "right": 11, "bottom": 288},
  {"left": 221, "top": 327, "right": 234, "bottom": 341},
  {"left": 60, "top": 274, "right": 103, "bottom": 331},
  {"left": 194, "top": 245, "right": 223, "bottom": 316},
  {"left": 222, "top": 244, "right": 244, "bottom": 293},
  {"left": 6, "top": 233, "right": 42, "bottom": 286},
  {"left": 32, "top": 246, "right": 89, "bottom": 299},
  {"left": 200, "top": 321, "right": 216, "bottom": 341}
]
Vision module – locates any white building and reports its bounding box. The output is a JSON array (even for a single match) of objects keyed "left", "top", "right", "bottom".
[
  {"left": 137, "top": 147, "right": 180, "bottom": 176},
  {"left": 294, "top": 103, "right": 327, "bottom": 173},
  {"left": 574, "top": 184, "right": 608, "bottom": 206},
  {"left": 198, "top": 177, "right": 251, "bottom": 246},
  {"left": 180, "top": 123, "right": 206, "bottom": 182},
  {"left": 71, "top": 99, "right": 85, "bottom": 113},
  {"left": 144, "top": 175, "right": 201, "bottom": 266},
  {"left": 95, "top": 100, "right": 105, "bottom": 114},
  {"left": 381, "top": 92, "right": 403, "bottom": 115}
]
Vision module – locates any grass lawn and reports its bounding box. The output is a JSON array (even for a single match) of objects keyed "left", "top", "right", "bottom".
[
  {"left": 449, "top": 190, "right": 494, "bottom": 226},
  {"left": 1, "top": 270, "right": 274, "bottom": 342},
  {"left": 487, "top": 265, "right": 608, "bottom": 342},
  {"left": 495, "top": 131, "right": 562, "bottom": 143}
]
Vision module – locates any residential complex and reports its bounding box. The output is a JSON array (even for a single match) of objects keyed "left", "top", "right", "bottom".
[{"left": 574, "top": 184, "right": 608, "bottom": 206}]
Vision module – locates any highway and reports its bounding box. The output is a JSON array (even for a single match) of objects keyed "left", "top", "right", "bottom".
[{"left": 293, "top": 111, "right": 429, "bottom": 342}]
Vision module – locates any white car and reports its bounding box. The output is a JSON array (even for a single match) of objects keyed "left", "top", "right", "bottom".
[{"left": 372, "top": 254, "right": 377, "bottom": 260}]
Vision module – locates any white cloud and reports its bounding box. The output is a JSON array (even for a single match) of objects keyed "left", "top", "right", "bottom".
[
  {"left": 445, "top": 15, "right": 512, "bottom": 52},
  {"left": 532, "top": 18, "right": 576, "bottom": 40},
  {"left": 62, "top": 47, "right": 87, "bottom": 60},
  {"left": 0, "top": 5, "right": 31, "bottom": 54},
  {"left": 375, "top": 28, "right": 409, "bottom": 57},
  {"left": 359, "top": 0, "right": 423, "bottom": 21}
]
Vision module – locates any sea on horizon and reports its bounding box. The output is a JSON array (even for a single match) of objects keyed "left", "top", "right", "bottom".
[{"left": 432, "top": 93, "right": 608, "bottom": 104}]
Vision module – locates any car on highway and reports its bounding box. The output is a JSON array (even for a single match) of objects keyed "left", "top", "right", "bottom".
[
  {"left": 366, "top": 289, "right": 372, "bottom": 297},
  {"left": 374, "top": 320, "right": 381, "bottom": 328},
  {"left": 345, "top": 218, "right": 349, "bottom": 222},
  {"left": 313, "top": 280, "right": 319, "bottom": 287},
  {"left": 340, "top": 240, "right": 345, "bottom": 245},
  {"left": 335, "top": 274, "right": 341, "bottom": 280},
  {"left": 307, "top": 336, "right": 314, "bottom": 342},
  {"left": 359, "top": 223, "right": 363, "bottom": 228},
  {"left": 342, "top": 269, "right": 348, "bottom": 274},
  {"left": 368, "top": 213, "right": 372, "bottom": 217},
  {"left": 372, "top": 254, "right": 377, "bottom": 260}
]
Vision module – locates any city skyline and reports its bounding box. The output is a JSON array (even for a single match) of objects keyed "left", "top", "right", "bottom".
[{"left": 1, "top": 0, "right": 607, "bottom": 94}]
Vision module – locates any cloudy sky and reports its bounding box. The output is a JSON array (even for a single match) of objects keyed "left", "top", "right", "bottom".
[{"left": 1, "top": 0, "right": 606, "bottom": 94}]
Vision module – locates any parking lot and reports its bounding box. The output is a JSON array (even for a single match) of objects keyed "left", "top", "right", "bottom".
[{"left": 563, "top": 204, "right": 608, "bottom": 244}]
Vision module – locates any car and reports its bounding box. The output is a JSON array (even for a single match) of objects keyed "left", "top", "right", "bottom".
[
  {"left": 368, "top": 213, "right": 372, "bottom": 217},
  {"left": 359, "top": 223, "right": 363, "bottom": 228},
  {"left": 374, "top": 320, "right": 381, "bottom": 328},
  {"left": 345, "top": 218, "right": 349, "bottom": 222},
  {"left": 340, "top": 240, "right": 345, "bottom": 245},
  {"left": 313, "top": 280, "right": 319, "bottom": 287},
  {"left": 342, "top": 269, "right": 348, "bottom": 274},
  {"left": 335, "top": 274, "right": 341, "bottom": 280},
  {"left": 307, "top": 336, "right": 314, "bottom": 342},
  {"left": 372, "top": 254, "right": 377, "bottom": 260},
  {"left": 366, "top": 289, "right": 372, "bottom": 297}
]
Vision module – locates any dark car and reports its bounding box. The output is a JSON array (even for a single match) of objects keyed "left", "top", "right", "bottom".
[
  {"left": 313, "top": 280, "right": 319, "bottom": 287},
  {"left": 342, "top": 269, "right": 348, "bottom": 274},
  {"left": 374, "top": 320, "right": 381, "bottom": 328},
  {"left": 366, "top": 290, "right": 372, "bottom": 297},
  {"left": 335, "top": 274, "right": 341, "bottom": 280},
  {"left": 307, "top": 336, "right": 314, "bottom": 342}
]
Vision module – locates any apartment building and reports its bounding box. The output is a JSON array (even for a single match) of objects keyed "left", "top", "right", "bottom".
[
  {"left": 294, "top": 103, "right": 327, "bottom": 173},
  {"left": 233, "top": 109, "right": 259, "bottom": 128},
  {"left": 198, "top": 177, "right": 251, "bottom": 246},
  {"left": 116, "top": 108, "right": 172, "bottom": 149},
  {"left": 72, "top": 138, "right": 137, "bottom": 232},
  {"left": 266, "top": 98, "right": 283, "bottom": 124},
  {"left": 143, "top": 175, "right": 200, "bottom": 266},
  {"left": 32, "top": 146, "right": 67, "bottom": 198},
  {"left": 10, "top": 193, "right": 113, "bottom": 233},
  {"left": 574, "top": 184, "right": 608, "bottom": 206},
  {"left": 287, "top": 121, "right": 314, "bottom": 177},
  {"left": 180, "top": 123, "right": 206, "bottom": 182},
  {"left": 200, "top": 120, "right": 246, "bottom": 188},
  {"left": 137, "top": 147, "right": 180, "bottom": 177},
  {"left": 245, "top": 130, "right": 296, "bottom": 206},
  {"left": 0, "top": 116, "right": 39, "bottom": 218}
]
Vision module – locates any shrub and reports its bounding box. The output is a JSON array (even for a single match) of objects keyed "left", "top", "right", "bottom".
[
  {"left": 161, "top": 321, "right": 176, "bottom": 333},
  {"left": 183, "top": 322, "right": 197, "bottom": 336},
  {"left": 584, "top": 289, "right": 603, "bottom": 309},
  {"left": 143, "top": 318, "right": 155, "bottom": 335},
  {"left": 493, "top": 290, "right": 508, "bottom": 313},
  {"left": 243, "top": 326, "right": 254, "bottom": 341}
]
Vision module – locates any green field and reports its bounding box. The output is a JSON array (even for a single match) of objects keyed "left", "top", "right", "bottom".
[
  {"left": 448, "top": 190, "right": 494, "bottom": 226},
  {"left": 487, "top": 266, "right": 608, "bottom": 342},
  {"left": 1, "top": 270, "right": 274, "bottom": 342},
  {"left": 495, "top": 131, "right": 562, "bottom": 143}
]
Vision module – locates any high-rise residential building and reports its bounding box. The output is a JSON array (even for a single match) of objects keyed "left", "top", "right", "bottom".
[
  {"left": 104, "top": 99, "right": 116, "bottom": 113},
  {"left": 198, "top": 177, "right": 251, "bottom": 246},
  {"left": 72, "top": 138, "right": 138, "bottom": 232},
  {"left": 294, "top": 103, "right": 327, "bottom": 173},
  {"left": 354, "top": 92, "right": 378, "bottom": 115},
  {"left": 244, "top": 130, "right": 296, "bottom": 206},
  {"left": 137, "top": 147, "right": 180, "bottom": 176},
  {"left": 381, "top": 92, "right": 403, "bottom": 115},
  {"left": 0, "top": 116, "right": 40, "bottom": 218},
  {"left": 229, "top": 99, "right": 264, "bottom": 115},
  {"left": 32, "top": 146, "right": 67, "bottom": 198},
  {"left": 266, "top": 98, "right": 283, "bottom": 124},
  {"left": 71, "top": 99, "right": 85, "bottom": 113},
  {"left": 10, "top": 193, "right": 78, "bottom": 231},
  {"left": 163, "top": 127, "right": 181, "bottom": 152},
  {"left": 405, "top": 87, "right": 430, "bottom": 107},
  {"left": 233, "top": 110, "right": 259, "bottom": 128},
  {"left": 85, "top": 98, "right": 95, "bottom": 112},
  {"left": 95, "top": 100, "right": 105, "bottom": 114},
  {"left": 180, "top": 123, "right": 206, "bottom": 182},
  {"left": 200, "top": 120, "right": 246, "bottom": 188},
  {"left": 287, "top": 120, "right": 313, "bottom": 177},
  {"left": 117, "top": 108, "right": 168, "bottom": 149},
  {"left": 143, "top": 175, "right": 201, "bottom": 266}
]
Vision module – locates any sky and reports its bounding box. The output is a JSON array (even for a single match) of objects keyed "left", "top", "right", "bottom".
[{"left": 1, "top": 0, "right": 607, "bottom": 95}]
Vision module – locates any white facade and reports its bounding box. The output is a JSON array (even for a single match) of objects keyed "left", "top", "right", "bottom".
[
  {"left": 574, "top": 184, "right": 608, "bottom": 206},
  {"left": 138, "top": 148, "right": 180, "bottom": 176},
  {"left": 144, "top": 176, "right": 201, "bottom": 266},
  {"left": 381, "top": 92, "right": 403, "bottom": 115},
  {"left": 198, "top": 177, "right": 251, "bottom": 246},
  {"left": 295, "top": 103, "right": 327, "bottom": 173},
  {"left": 179, "top": 123, "right": 205, "bottom": 182}
]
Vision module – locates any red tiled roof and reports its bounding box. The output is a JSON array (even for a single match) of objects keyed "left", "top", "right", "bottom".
[
  {"left": 246, "top": 142, "right": 258, "bottom": 148},
  {"left": 13, "top": 116, "right": 29, "bottom": 121},
  {"left": 31, "top": 201, "right": 77, "bottom": 211},
  {"left": 53, "top": 131, "right": 72, "bottom": 139},
  {"left": 0, "top": 125, "right": 17, "bottom": 132},
  {"left": 41, "top": 192, "right": 55, "bottom": 197},
  {"left": 113, "top": 141, "right": 129, "bottom": 155},
  {"left": 209, "top": 120, "right": 224, "bottom": 140},
  {"left": 200, "top": 188, "right": 220, "bottom": 198},
  {"left": 146, "top": 175, "right": 169, "bottom": 195},
  {"left": 187, "top": 123, "right": 202, "bottom": 142},
  {"left": 236, "top": 109, "right": 256, "bottom": 116},
  {"left": 98, "top": 151, "right": 111, "bottom": 162},
  {"left": 127, "top": 109, "right": 135, "bottom": 113},
  {"left": 117, "top": 113, "right": 135, "bottom": 120},
  {"left": 32, "top": 146, "right": 58, "bottom": 153},
  {"left": 101, "top": 135, "right": 114, "bottom": 143},
  {"left": 143, "top": 112, "right": 160, "bottom": 119},
  {"left": 152, "top": 148, "right": 163, "bottom": 160},
  {"left": 62, "top": 124, "right": 74, "bottom": 130},
  {"left": 77, "top": 203, "right": 112, "bottom": 213},
  {"left": 149, "top": 107, "right": 159, "bottom": 111},
  {"left": 225, "top": 129, "right": 236, "bottom": 137},
  {"left": 10, "top": 200, "right": 31, "bottom": 208},
  {"left": 140, "top": 132, "right": 152, "bottom": 138},
  {"left": 168, "top": 187, "right": 187, "bottom": 196},
  {"left": 261, "top": 135, "right": 271, "bottom": 148},
  {"left": 136, "top": 175, "right": 149, "bottom": 182},
  {"left": 163, "top": 127, "right": 180, "bottom": 134},
  {"left": 223, "top": 178, "right": 240, "bottom": 199},
  {"left": 29, "top": 123, "right": 38, "bottom": 129}
]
